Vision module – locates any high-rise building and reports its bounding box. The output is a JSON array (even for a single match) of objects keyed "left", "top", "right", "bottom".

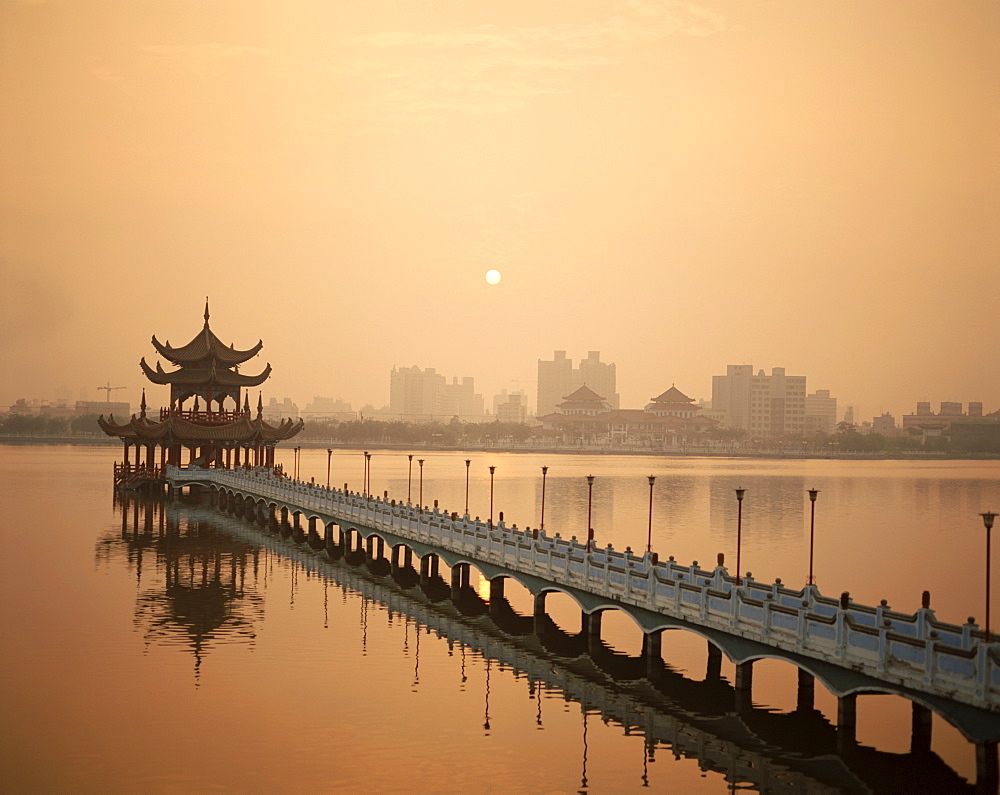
[
  {"left": 537, "top": 350, "right": 618, "bottom": 417},
  {"left": 805, "top": 389, "right": 838, "bottom": 435},
  {"left": 711, "top": 365, "right": 806, "bottom": 437},
  {"left": 872, "top": 412, "right": 896, "bottom": 434},
  {"left": 492, "top": 389, "right": 528, "bottom": 423},
  {"left": 389, "top": 365, "right": 484, "bottom": 421}
]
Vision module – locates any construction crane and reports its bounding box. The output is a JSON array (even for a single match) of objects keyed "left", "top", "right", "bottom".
[{"left": 98, "top": 382, "right": 126, "bottom": 401}]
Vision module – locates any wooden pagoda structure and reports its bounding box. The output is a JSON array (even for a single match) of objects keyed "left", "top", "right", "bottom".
[{"left": 100, "top": 301, "right": 303, "bottom": 487}]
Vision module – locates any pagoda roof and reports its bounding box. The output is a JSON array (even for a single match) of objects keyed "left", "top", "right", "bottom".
[
  {"left": 140, "top": 357, "right": 271, "bottom": 388},
  {"left": 651, "top": 385, "right": 693, "bottom": 403},
  {"left": 150, "top": 300, "right": 263, "bottom": 366},
  {"left": 561, "top": 385, "right": 607, "bottom": 403},
  {"left": 98, "top": 412, "right": 303, "bottom": 443}
]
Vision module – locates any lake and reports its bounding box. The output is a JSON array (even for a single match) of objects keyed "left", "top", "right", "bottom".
[{"left": 1, "top": 444, "right": 997, "bottom": 791}]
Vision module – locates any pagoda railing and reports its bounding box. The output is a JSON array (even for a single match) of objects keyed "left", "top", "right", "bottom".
[
  {"left": 114, "top": 463, "right": 164, "bottom": 486},
  {"left": 160, "top": 408, "right": 248, "bottom": 424}
]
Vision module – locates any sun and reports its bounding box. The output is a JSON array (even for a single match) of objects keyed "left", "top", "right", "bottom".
[{"left": 485, "top": 269, "right": 502, "bottom": 285}]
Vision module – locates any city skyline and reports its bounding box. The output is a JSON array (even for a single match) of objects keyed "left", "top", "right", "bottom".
[
  {"left": 6, "top": 350, "right": 996, "bottom": 433},
  {"left": 2, "top": 1, "right": 997, "bottom": 432}
]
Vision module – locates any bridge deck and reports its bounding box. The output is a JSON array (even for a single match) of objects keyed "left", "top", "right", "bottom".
[{"left": 166, "top": 464, "right": 1000, "bottom": 741}]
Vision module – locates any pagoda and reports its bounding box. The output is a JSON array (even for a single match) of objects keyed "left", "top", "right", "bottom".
[{"left": 100, "top": 300, "right": 303, "bottom": 486}]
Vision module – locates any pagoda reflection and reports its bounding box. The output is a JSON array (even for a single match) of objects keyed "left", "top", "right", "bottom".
[{"left": 96, "top": 491, "right": 264, "bottom": 680}]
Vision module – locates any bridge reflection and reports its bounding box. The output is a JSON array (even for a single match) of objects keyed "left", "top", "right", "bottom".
[{"left": 103, "top": 491, "right": 979, "bottom": 792}]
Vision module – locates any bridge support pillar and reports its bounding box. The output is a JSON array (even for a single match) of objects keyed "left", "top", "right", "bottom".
[
  {"left": 735, "top": 661, "right": 754, "bottom": 712},
  {"left": 404, "top": 548, "right": 413, "bottom": 569},
  {"left": 977, "top": 741, "right": 998, "bottom": 792},
  {"left": 420, "top": 555, "right": 438, "bottom": 586},
  {"left": 583, "top": 611, "right": 602, "bottom": 654},
  {"left": 910, "top": 702, "right": 932, "bottom": 755},
  {"left": 642, "top": 630, "right": 663, "bottom": 681},
  {"left": 796, "top": 669, "right": 815, "bottom": 712},
  {"left": 489, "top": 578, "right": 505, "bottom": 618},
  {"left": 451, "top": 563, "right": 467, "bottom": 600},
  {"left": 533, "top": 592, "right": 548, "bottom": 634},
  {"left": 836, "top": 694, "right": 858, "bottom": 754},
  {"left": 706, "top": 642, "right": 722, "bottom": 682}
]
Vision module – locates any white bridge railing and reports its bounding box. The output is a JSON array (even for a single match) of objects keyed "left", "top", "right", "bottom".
[{"left": 168, "top": 465, "right": 1000, "bottom": 712}]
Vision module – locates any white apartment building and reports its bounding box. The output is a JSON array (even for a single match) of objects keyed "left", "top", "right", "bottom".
[
  {"left": 492, "top": 389, "right": 528, "bottom": 423},
  {"left": 712, "top": 365, "right": 807, "bottom": 437},
  {"left": 805, "top": 389, "right": 838, "bottom": 435},
  {"left": 389, "top": 365, "right": 484, "bottom": 422}
]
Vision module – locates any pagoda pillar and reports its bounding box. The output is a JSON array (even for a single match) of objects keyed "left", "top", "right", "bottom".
[{"left": 122, "top": 441, "right": 129, "bottom": 467}]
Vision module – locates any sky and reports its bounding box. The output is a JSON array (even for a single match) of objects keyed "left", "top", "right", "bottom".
[{"left": 1, "top": 0, "right": 998, "bottom": 423}]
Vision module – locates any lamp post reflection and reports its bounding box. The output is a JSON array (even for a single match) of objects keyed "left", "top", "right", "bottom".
[{"left": 735, "top": 487, "right": 746, "bottom": 586}]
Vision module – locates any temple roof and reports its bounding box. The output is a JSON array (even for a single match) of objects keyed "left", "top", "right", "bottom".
[
  {"left": 150, "top": 300, "right": 263, "bottom": 366},
  {"left": 561, "top": 385, "right": 607, "bottom": 403},
  {"left": 140, "top": 357, "right": 271, "bottom": 388},
  {"left": 651, "top": 385, "right": 693, "bottom": 403},
  {"left": 99, "top": 412, "right": 303, "bottom": 443}
]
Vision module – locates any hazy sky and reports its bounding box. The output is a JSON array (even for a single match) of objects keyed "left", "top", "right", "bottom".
[{"left": 2, "top": 0, "right": 997, "bottom": 422}]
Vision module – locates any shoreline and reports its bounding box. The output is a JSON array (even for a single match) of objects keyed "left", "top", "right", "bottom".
[{"left": 2, "top": 435, "right": 996, "bottom": 461}]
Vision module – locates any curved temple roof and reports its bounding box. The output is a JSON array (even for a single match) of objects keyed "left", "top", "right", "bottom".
[
  {"left": 140, "top": 357, "right": 272, "bottom": 388},
  {"left": 99, "top": 413, "right": 303, "bottom": 443},
  {"left": 150, "top": 301, "right": 263, "bottom": 366}
]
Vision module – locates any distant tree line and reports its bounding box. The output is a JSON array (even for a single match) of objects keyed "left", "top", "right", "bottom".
[
  {"left": 0, "top": 414, "right": 103, "bottom": 435},
  {"left": 810, "top": 424, "right": 1000, "bottom": 454},
  {"left": 296, "top": 418, "right": 539, "bottom": 446}
]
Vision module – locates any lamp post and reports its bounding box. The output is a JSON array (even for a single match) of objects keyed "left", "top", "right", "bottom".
[
  {"left": 540, "top": 466, "right": 549, "bottom": 532},
  {"left": 365, "top": 451, "right": 372, "bottom": 499},
  {"left": 407, "top": 454, "right": 413, "bottom": 503},
  {"left": 807, "top": 489, "right": 820, "bottom": 586},
  {"left": 586, "top": 475, "right": 595, "bottom": 552},
  {"left": 326, "top": 448, "right": 332, "bottom": 489},
  {"left": 465, "top": 459, "right": 471, "bottom": 515},
  {"left": 418, "top": 459, "right": 424, "bottom": 512},
  {"left": 735, "top": 487, "right": 746, "bottom": 585},
  {"left": 489, "top": 465, "right": 496, "bottom": 529},
  {"left": 647, "top": 476, "right": 656, "bottom": 554},
  {"left": 294, "top": 446, "right": 301, "bottom": 480},
  {"left": 983, "top": 511, "right": 997, "bottom": 639}
]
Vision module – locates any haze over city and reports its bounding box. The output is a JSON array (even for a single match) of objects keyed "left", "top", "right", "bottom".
[{"left": 2, "top": 1, "right": 997, "bottom": 423}]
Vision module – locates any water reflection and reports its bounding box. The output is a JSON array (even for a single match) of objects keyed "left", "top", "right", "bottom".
[
  {"left": 95, "top": 492, "right": 264, "bottom": 681},
  {"left": 98, "top": 489, "right": 982, "bottom": 792}
]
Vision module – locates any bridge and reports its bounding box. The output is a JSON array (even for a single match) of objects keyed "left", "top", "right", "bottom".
[{"left": 166, "top": 464, "right": 1000, "bottom": 783}]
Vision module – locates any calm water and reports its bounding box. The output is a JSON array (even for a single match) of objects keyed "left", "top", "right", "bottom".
[{"left": 1, "top": 445, "right": 998, "bottom": 792}]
